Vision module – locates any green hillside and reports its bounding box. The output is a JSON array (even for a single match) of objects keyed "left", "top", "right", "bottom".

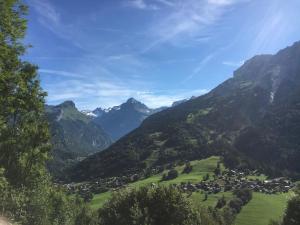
[
  {"left": 234, "top": 192, "right": 290, "bottom": 225},
  {"left": 90, "top": 156, "right": 221, "bottom": 209},
  {"left": 45, "top": 101, "right": 112, "bottom": 177},
  {"left": 70, "top": 42, "right": 300, "bottom": 182},
  {"left": 89, "top": 156, "right": 291, "bottom": 224}
]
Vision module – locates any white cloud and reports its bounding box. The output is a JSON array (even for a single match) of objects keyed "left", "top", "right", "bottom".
[
  {"left": 43, "top": 68, "right": 208, "bottom": 109},
  {"left": 222, "top": 60, "right": 244, "bottom": 67},
  {"left": 154, "top": 0, "right": 176, "bottom": 7},
  {"left": 30, "top": 0, "right": 60, "bottom": 25},
  {"left": 182, "top": 53, "right": 215, "bottom": 82},
  {"left": 142, "top": 0, "right": 244, "bottom": 52},
  {"left": 29, "top": 0, "right": 84, "bottom": 49},
  {"left": 124, "top": 0, "right": 160, "bottom": 10},
  {"left": 39, "top": 69, "right": 85, "bottom": 78},
  {"left": 208, "top": 0, "right": 235, "bottom": 6}
]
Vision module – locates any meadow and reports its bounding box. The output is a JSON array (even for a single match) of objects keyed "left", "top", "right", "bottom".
[{"left": 89, "top": 156, "right": 289, "bottom": 224}]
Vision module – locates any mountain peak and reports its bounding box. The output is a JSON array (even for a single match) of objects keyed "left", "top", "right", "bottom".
[
  {"left": 59, "top": 100, "right": 76, "bottom": 108},
  {"left": 126, "top": 97, "right": 140, "bottom": 104}
]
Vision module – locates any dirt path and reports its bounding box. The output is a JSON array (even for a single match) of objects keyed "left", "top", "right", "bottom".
[{"left": 0, "top": 217, "right": 12, "bottom": 225}]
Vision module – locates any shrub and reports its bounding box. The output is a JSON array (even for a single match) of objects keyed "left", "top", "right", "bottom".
[
  {"left": 215, "top": 195, "right": 226, "bottom": 209},
  {"left": 228, "top": 198, "right": 243, "bottom": 214},
  {"left": 203, "top": 173, "right": 210, "bottom": 181},
  {"left": 282, "top": 195, "right": 300, "bottom": 225},
  {"left": 98, "top": 186, "right": 202, "bottom": 225},
  {"left": 182, "top": 163, "right": 193, "bottom": 174},
  {"left": 233, "top": 188, "right": 252, "bottom": 205},
  {"left": 214, "top": 163, "right": 221, "bottom": 176},
  {"left": 162, "top": 169, "right": 178, "bottom": 181}
]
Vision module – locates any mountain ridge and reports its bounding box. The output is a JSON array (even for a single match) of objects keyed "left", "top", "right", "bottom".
[
  {"left": 45, "top": 101, "right": 112, "bottom": 178},
  {"left": 69, "top": 41, "right": 300, "bottom": 181}
]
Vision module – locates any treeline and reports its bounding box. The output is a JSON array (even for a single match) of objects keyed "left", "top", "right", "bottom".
[{"left": 99, "top": 185, "right": 236, "bottom": 225}]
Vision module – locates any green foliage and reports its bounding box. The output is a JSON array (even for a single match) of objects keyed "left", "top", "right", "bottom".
[
  {"left": 214, "top": 162, "right": 221, "bottom": 176},
  {"left": 182, "top": 162, "right": 193, "bottom": 174},
  {"left": 0, "top": 1, "right": 94, "bottom": 224},
  {"left": 0, "top": 0, "right": 49, "bottom": 187},
  {"left": 228, "top": 198, "right": 243, "bottom": 214},
  {"left": 162, "top": 169, "right": 178, "bottom": 181},
  {"left": 282, "top": 193, "right": 300, "bottom": 225},
  {"left": 203, "top": 173, "right": 210, "bottom": 181},
  {"left": 233, "top": 188, "right": 253, "bottom": 205},
  {"left": 98, "top": 185, "right": 227, "bottom": 225},
  {"left": 215, "top": 195, "right": 227, "bottom": 209}
]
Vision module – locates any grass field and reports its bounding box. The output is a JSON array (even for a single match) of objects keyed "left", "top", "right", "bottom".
[
  {"left": 90, "top": 191, "right": 112, "bottom": 210},
  {"left": 89, "top": 156, "right": 290, "bottom": 225},
  {"left": 234, "top": 192, "right": 291, "bottom": 225},
  {"left": 90, "top": 156, "right": 221, "bottom": 209},
  {"left": 191, "top": 191, "right": 233, "bottom": 208}
]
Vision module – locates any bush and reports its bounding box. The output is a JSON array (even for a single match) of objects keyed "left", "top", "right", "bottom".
[
  {"left": 98, "top": 186, "right": 202, "bottom": 225},
  {"left": 282, "top": 195, "right": 300, "bottom": 225},
  {"left": 182, "top": 163, "right": 193, "bottom": 174},
  {"left": 233, "top": 188, "right": 252, "bottom": 205},
  {"left": 203, "top": 173, "right": 210, "bottom": 181},
  {"left": 228, "top": 198, "right": 243, "bottom": 213},
  {"left": 162, "top": 169, "right": 179, "bottom": 181},
  {"left": 214, "top": 163, "right": 221, "bottom": 176},
  {"left": 215, "top": 195, "right": 226, "bottom": 209}
]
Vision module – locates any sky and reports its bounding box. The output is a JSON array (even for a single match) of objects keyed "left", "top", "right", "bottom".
[{"left": 24, "top": 0, "right": 300, "bottom": 110}]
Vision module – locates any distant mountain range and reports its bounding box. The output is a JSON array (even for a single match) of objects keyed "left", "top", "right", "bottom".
[
  {"left": 89, "top": 98, "right": 165, "bottom": 141},
  {"left": 47, "top": 97, "right": 194, "bottom": 176},
  {"left": 45, "top": 101, "right": 112, "bottom": 177},
  {"left": 81, "top": 97, "right": 195, "bottom": 141},
  {"left": 69, "top": 41, "right": 300, "bottom": 181}
]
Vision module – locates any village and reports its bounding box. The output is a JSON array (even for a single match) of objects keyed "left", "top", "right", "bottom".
[
  {"left": 63, "top": 168, "right": 295, "bottom": 201},
  {"left": 176, "top": 170, "right": 294, "bottom": 195}
]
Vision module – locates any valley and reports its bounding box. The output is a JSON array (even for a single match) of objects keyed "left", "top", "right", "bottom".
[
  {"left": 2, "top": 1, "right": 300, "bottom": 224},
  {"left": 65, "top": 156, "right": 295, "bottom": 225}
]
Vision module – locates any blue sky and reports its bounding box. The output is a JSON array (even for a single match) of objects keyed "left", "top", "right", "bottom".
[{"left": 24, "top": 0, "right": 300, "bottom": 110}]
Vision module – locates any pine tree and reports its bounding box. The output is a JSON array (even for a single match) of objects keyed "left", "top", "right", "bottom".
[{"left": 0, "top": 0, "right": 50, "bottom": 187}]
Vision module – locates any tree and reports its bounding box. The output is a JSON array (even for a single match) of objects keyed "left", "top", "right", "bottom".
[
  {"left": 282, "top": 195, "right": 300, "bottom": 225},
  {"left": 215, "top": 195, "right": 226, "bottom": 209},
  {"left": 98, "top": 186, "right": 203, "bottom": 225},
  {"left": 203, "top": 173, "right": 210, "bottom": 181},
  {"left": 162, "top": 169, "right": 178, "bottom": 181},
  {"left": 233, "top": 188, "right": 252, "bottom": 205},
  {"left": 0, "top": 1, "right": 93, "bottom": 224},
  {"left": 214, "top": 163, "right": 221, "bottom": 176},
  {"left": 182, "top": 162, "right": 193, "bottom": 174},
  {"left": 0, "top": 0, "right": 50, "bottom": 187},
  {"left": 228, "top": 198, "right": 243, "bottom": 213}
]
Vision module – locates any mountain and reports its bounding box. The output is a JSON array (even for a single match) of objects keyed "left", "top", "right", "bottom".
[
  {"left": 92, "top": 98, "right": 161, "bottom": 141},
  {"left": 82, "top": 98, "right": 194, "bottom": 142},
  {"left": 171, "top": 96, "right": 196, "bottom": 107},
  {"left": 69, "top": 41, "right": 300, "bottom": 181},
  {"left": 45, "top": 101, "right": 112, "bottom": 177}
]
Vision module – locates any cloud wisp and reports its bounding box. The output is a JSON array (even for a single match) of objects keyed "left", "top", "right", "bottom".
[
  {"left": 142, "top": 0, "right": 244, "bottom": 52},
  {"left": 124, "top": 0, "right": 160, "bottom": 10},
  {"left": 42, "top": 68, "right": 208, "bottom": 109}
]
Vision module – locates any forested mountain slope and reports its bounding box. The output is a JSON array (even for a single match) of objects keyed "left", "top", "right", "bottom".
[
  {"left": 70, "top": 41, "right": 300, "bottom": 181},
  {"left": 46, "top": 101, "right": 112, "bottom": 176}
]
